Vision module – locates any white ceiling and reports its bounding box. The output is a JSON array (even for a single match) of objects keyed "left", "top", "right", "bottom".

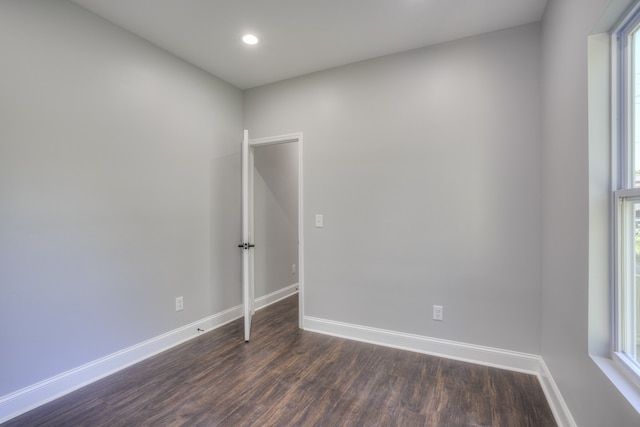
[{"left": 70, "top": 0, "right": 548, "bottom": 89}]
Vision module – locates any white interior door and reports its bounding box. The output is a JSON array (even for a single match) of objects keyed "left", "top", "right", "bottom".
[{"left": 241, "top": 129, "right": 255, "bottom": 342}]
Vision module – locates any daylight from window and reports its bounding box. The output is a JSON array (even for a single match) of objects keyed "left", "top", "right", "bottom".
[
  {"left": 636, "top": 33, "right": 640, "bottom": 188},
  {"left": 627, "top": 26, "right": 640, "bottom": 366}
]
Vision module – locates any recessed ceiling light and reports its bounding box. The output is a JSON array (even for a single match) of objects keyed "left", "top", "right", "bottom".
[{"left": 242, "top": 34, "right": 259, "bottom": 45}]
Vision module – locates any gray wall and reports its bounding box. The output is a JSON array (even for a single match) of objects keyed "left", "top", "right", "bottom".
[
  {"left": 540, "top": 0, "right": 640, "bottom": 425},
  {"left": 5, "top": 1, "right": 639, "bottom": 424},
  {"left": 0, "top": 0, "right": 242, "bottom": 396},
  {"left": 253, "top": 143, "right": 299, "bottom": 298},
  {"left": 244, "top": 23, "right": 543, "bottom": 354}
]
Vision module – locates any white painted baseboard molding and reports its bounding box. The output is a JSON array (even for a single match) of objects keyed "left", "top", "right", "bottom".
[
  {"left": 0, "top": 286, "right": 302, "bottom": 424},
  {"left": 538, "top": 358, "right": 578, "bottom": 427},
  {"left": 0, "top": 304, "right": 243, "bottom": 424},
  {"left": 0, "top": 297, "right": 574, "bottom": 426},
  {"left": 254, "top": 283, "right": 298, "bottom": 311},
  {"left": 304, "top": 315, "right": 576, "bottom": 427}
]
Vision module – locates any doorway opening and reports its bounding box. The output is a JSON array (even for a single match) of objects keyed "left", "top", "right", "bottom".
[{"left": 243, "top": 132, "right": 304, "bottom": 340}]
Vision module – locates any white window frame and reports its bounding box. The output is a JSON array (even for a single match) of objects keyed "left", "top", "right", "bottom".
[{"left": 613, "top": 1, "right": 640, "bottom": 387}]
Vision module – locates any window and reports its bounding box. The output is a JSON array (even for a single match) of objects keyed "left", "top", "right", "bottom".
[{"left": 614, "top": 4, "right": 640, "bottom": 381}]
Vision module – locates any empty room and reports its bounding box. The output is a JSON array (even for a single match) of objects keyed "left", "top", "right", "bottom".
[{"left": 1, "top": 0, "right": 640, "bottom": 426}]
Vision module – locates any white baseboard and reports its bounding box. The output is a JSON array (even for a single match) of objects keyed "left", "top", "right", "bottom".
[
  {"left": 538, "top": 358, "right": 578, "bottom": 427},
  {"left": 304, "top": 316, "right": 541, "bottom": 373},
  {"left": 304, "top": 315, "right": 576, "bottom": 427},
  {"left": 0, "top": 285, "right": 299, "bottom": 423},
  {"left": 0, "top": 304, "right": 243, "bottom": 424},
  {"left": 254, "top": 283, "right": 298, "bottom": 311},
  {"left": 1, "top": 301, "right": 575, "bottom": 427}
]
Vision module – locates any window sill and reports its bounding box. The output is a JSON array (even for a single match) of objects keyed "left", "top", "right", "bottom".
[{"left": 591, "top": 355, "right": 640, "bottom": 413}]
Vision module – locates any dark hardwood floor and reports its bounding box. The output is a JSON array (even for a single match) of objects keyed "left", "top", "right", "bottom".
[{"left": 3, "top": 295, "right": 556, "bottom": 426}]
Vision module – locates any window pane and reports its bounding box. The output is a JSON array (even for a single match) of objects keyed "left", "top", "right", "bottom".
[
  {"left": 635, "top": 203, "right": 640, "bottom": 364},
  {"left": 633, "top": 31, "right": 640, "bottom": 187},
  {"left": 622, "top": 200, "right": 640, "bottom": 365},
  {"left": 615, "top": 5, "right": 640, "bottom": 384}
]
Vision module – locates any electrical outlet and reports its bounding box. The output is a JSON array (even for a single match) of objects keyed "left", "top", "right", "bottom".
[
  {"left": 433, "top": 305, "right": 443, "bottom": 321},
  {"left": 292, "top": 264, "right": 297, "bottom": 274},
  {"left": 176, "top": 296, "right": 184, "bottom": 312}
]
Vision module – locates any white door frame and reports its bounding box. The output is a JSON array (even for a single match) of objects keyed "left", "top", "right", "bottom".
[{"left": 249, "top": 132, "right": 304, "bottom": 329}]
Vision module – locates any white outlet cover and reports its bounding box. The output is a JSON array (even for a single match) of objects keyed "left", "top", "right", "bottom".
[{"left": 433, "top": 305, "right": 443, "bottom": 321}]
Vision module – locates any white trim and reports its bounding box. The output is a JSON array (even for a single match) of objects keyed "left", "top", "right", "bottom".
[
  {"left": 538, "top": 358, "right": 578, "bottom": 427},
  {"left": 614, "top": 187, "right": 640, "bottom": 198},
  {"left": 249, "top": 133, "right": 301, "bottom": 147},
  {"left": 0, "top": 305, "right": 243, "bottom": 424},
  {"left": 304, "top": 316, "right": 540, "bottom": 372},
  {"left": 0, "top": 305, "right": 575, "bottom": 425},
  {"left": 613, "top": 351, "right": 640, "bottom": 390},
  {"left": 297, "top": 134, "right": 305, "bottom": 330},
  {"left": 304, "top": 315, "right": 575, "bottom": 427},
  {"left": 593, "top": 355, "right": 640, "bottom": 413},
  {"left": 242, "top": 129, "right": 252, "bottom": 341},
  {"left": 254, "top": 284, "right": 299, "bottom": 311}
]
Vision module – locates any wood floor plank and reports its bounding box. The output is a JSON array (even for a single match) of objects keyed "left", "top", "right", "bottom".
[{"left": 2, "top": 295, "right": 557, "bottom": 427}]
